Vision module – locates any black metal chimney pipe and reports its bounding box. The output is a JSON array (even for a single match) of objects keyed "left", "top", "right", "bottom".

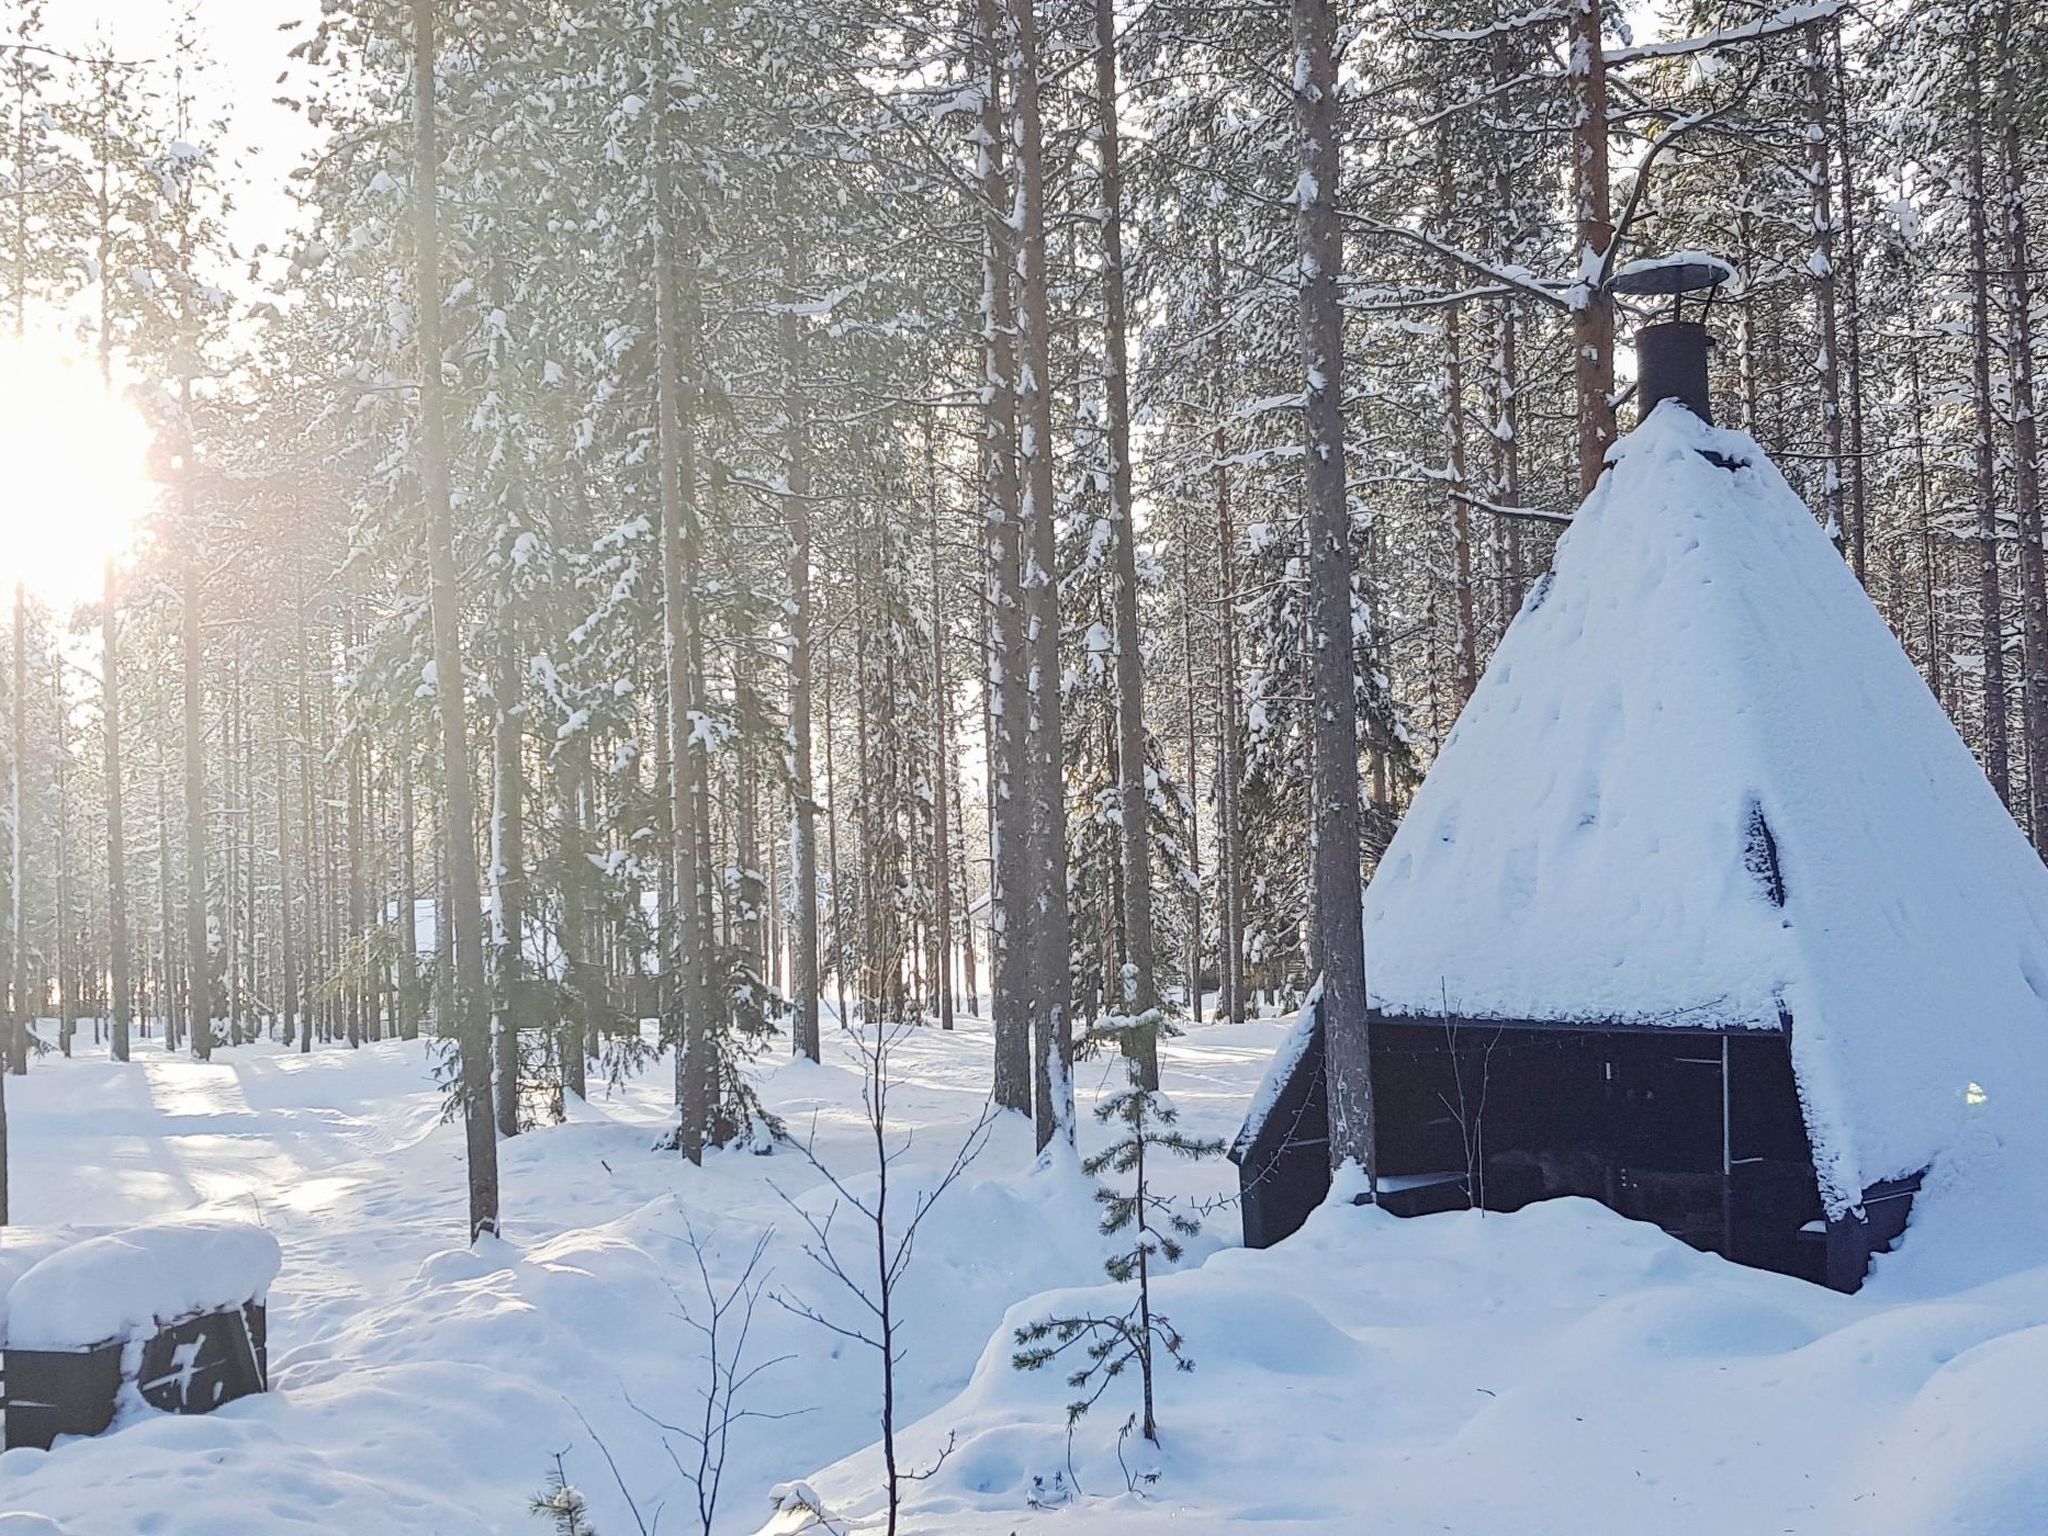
[{"left": 1636, "top": 320, "right": 1713, "bottom": 424}]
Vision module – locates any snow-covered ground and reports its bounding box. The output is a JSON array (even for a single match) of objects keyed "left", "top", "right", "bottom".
[{"left": 0, "top": 1018, "right": 2042, "bottom": 1534}]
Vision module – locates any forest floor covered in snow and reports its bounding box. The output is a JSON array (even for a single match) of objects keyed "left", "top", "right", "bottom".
[{"left": 0, "top": 1017, "right": 2043, "bottom": 1535}]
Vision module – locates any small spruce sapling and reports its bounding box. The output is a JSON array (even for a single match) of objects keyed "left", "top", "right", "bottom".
[
  {"left": 1013, "top": 987, "right": 1223, "bottom": 1449},
  {"left": 531, "top": 1453, "right": 597, "bottom": 1535}
]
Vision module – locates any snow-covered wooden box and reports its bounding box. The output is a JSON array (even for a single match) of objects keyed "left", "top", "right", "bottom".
[{"left": 0, "top": 1220, "right": 280, "bottom": 1450}]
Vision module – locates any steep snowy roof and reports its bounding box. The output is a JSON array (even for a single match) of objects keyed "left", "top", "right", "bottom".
[{"left": 1364, "top": 402, "right": 2048, "bottom": 1213}]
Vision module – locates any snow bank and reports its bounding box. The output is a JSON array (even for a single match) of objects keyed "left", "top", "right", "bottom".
[
  {"left": 6, "top": 1219, "right": 281, "bottom": 1351},
  {"left": 1363, "top": 401, "right": 2048, "bottom": 1213},
  {"left": 783, "top": 1189, "right": 2048, "bottom": 1534}
]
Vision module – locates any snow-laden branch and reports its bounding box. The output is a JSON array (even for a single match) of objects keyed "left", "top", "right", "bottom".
[
  {"left": 1414, "top": 5, "right": 1567, "bottom": 44},
  {"left": 1450, "top": 488, "right": 1573, "bottom": 525},
  {"left": 1603, "top": 0, "right": 1842, "bottom": 66},
  {"left": 1334, "top": 212, "right": 1574, "bottom": 312}
]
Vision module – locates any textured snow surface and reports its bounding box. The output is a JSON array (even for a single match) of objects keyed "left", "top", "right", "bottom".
[
  {"left": 1364, "top": 403, "right": 2048, "bottom": 1212},
  {"left": 4, "top": 1019, "right": 2045, "bottom": 1533},
  {"left": 5, "top": 1220, "right": 280, "bottom": 1350},
  {"left": 800, "top": 1186, "right": 2048, "bottom": 1535}
]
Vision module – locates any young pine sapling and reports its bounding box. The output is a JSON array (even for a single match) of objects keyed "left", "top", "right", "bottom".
[{"left": 1013, "top": 993, "right": 1222, "bottom": 1450}]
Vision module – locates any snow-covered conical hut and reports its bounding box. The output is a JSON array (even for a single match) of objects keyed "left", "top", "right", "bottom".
[{"left": 1232, "top": 309, "right": 2048, "bottom": 1290}]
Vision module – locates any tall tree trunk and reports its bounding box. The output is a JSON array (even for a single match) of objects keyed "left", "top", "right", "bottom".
[
  {"left": 1438, "top": 138, "right": 1478, "bottom": 702},
  {"left": 6, "top": 588, "right": 19, "bottom": 1076},
  {"left": 1488, "top": 36, "right": 1528, "bottom": 629},
  {"left": 243, "top": 650, "right": 259, "bottom": 1042},
  {"left": 1178, "top": 507, "right": 1204, "bottom": 1024},
  {"left": 345, "top": 646, "right": 365, "bottom": 1049},
  {"left": 823, "top": 632, "right": 852, "bottom": 1036},
  {"left": 183, "top": 448, "right": 211, "bottom": 1062},
  {"left": 652, "top": 73, "right": 712, "bottom": 1161},
  {"left": 296, "top": 595, "right": 318, "bottom": 1053},
  {"left": 977, "top": 0, "right": 1033, "bottom": 1115},
  {"left": 274, "top": 675, "right": 295, "bottom": 1050},
  {"left": 1803, "top": 27, "right": 1846, "bottom": 553},
  {"left": 104, "top": 557, "right": 130, "bottom": 1061},
  {"left": 2003, "top": 113, "right": 2048, "bottom": 843},
  {"left": 157, "top": 732, "right": 182, "bottom": 1053},
  {"left": 56, "top": 674, "right": 71, "bottom": 1057},
  {"left": 1009, "top": 0, "right": 1076, "bottom": 1152},
  {"left": 557, "top": 732, "right": 590, "bottom": 1100},
  {"left": 1209, "top": 231, "right": 1247, "bottom": 1028},
  {"left": 226, "top": 640, "right": 244, "bottom": 1047},
  {"left": 781, "top": 291, "right": 822, "bottom": 1063},
  {"left": 927, "top": 421, "right": 957, "bottom": 1033},
  {"left": 1966, "top": 36, "right": 2011, "bottom": 802},
  {"left": 1294, "top": 0, "right": 1374, "bottom": 1184},
  {"left": 490, "top": 587, "right": 524, "bottom": 1134},
  {"left": 413, "top": 0, "right": 500, "bottom": 1239},
  {"left": 1832, "top": 27, "right": 1868, "bottom": 584},
  {"left": 1566, "top": 0, "right": 1616, "bottom": 495},
  {"left": 398, "top": 735, "right": 420, "bottom": 1039},
  {"left": 1094, "top": 0, "right": 1159, "bottom": 1084}
]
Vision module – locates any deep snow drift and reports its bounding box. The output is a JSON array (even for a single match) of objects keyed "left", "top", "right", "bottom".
[{"left": 0, "top": 1018, "right": 2042, "bottom": 1534}]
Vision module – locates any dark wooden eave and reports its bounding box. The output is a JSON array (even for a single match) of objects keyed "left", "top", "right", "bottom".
[{"left": 1367, "top": 1005, "right": 1789, "bottom": 1037}]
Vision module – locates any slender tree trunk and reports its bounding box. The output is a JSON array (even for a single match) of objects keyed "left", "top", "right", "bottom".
[
  {"left": 1438, "top": 138, "right": 1478, "bottom": 702},
  {"left": 652, "top": 73, "right": 713, "bottom": 1161},
  {"left": 243, "top": 653, "right": 258, "bottom": 1041},
  {"left": 977, "top": 0, "right": 1032, "bottom": 1116},
  {"left": 781, "top": 291, "right": 822, "bottom": 1063},
  {"left": 557, "top": 733, "right": 589, "bottom": 1100},
  {"left": 1803, "top": 27, "right": 1846, "bottom": 552},
  {"left": 182, "top": 443, "right": 211, "bottom": 1062},
  {"left": 413, "top": 0, "right": 501, "bottom": 1239},
  {"left": 823, "top": 633, "right": 852, "bottom": 1037},
  {"left": 1206, "top": 219, "right": 1248, "bottom": 1028},
  {"left": 296, "top": 596, "right": 318, "bottom": 1053},
  {"left": 1009, "top": 0, "right": 1076, "bottom": 1151},
  {"left": 1488, "top": 36, "right": 1528, "bottom": 629},
  {"left": 398, "top": 737, "right": 420, "bottom": 1039},
  {"left": 227, "top": 641, "right": 245, "bottom": 1047},
  {"left": 953, "top": 752, "right": 979, "bottom": 1016},
  {"left": 157, "top": 733, "right": 182, "bottom": 1054},
  {"left": 345, "top": 649, "right": 365, "bottom": 1049},
  {"left": 5, "top": 588, "right": 18, "bottom": 1077},
  {"left": 490, "top": 587, "right": 524, "bottom": 1134},
  {"left": 104, "top": 557, "right": 130, "bottom": 1061},
  {"left": 1179, "top": 506, "right": 1204, "bottom": 1023},
  {"left": 56, "top": 673, "right": 72, "bottom": 1058},
  {"left": 1567, "top": 0, "right": 1616, "bottom": 495},
  {"left": 927, "top": 422, "right": 957, "bottom": 1032},
  {"left": 1094, "top": 0, "right": 1159, "bottom": 1083},
  {"left": 1832, "top": 27, "right": 1868, "bottom": 584},
  {"left": 1294, "top": 0, "right": 1375, "bottom": 1184},
  {"left": 1966, "top": 36, "right": 2011, "bottom": 802},
  {"left": 2004, "top": 113, "right": 2048, "bottom": 843},
  {"left": 274, "top": 675, "right": 295, "bottom": 1050}
]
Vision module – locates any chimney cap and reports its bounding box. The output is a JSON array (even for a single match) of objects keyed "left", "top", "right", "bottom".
[{"left": 1610, "top": 250, "right": 1737, "bottom": 298}]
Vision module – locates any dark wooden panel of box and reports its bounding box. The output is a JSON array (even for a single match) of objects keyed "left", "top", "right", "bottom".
[
  {"left": 3, "top": 1301, "right": 268, "bottom": 1451},
  {"left": 3, "top": 1340, "right": 124, "bottom": 1450},
  {"left": 134, "top": 1301, "right": 267, "bottom": 1415}
]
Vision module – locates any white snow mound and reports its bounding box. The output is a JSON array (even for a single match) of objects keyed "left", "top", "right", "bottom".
[{"left": 5, "top": 1218, "right": 281, "bottom": 1350}]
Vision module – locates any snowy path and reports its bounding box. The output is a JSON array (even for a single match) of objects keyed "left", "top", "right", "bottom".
[{"left": 0, "top": 1020, "right": 1256, "bottom": 1534}]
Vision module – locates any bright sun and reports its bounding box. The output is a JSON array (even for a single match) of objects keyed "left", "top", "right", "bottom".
[{"left": 0, "top": 334, "right": 155, "bottom": 606}]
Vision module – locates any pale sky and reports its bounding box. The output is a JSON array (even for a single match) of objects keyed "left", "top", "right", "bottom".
[{"left": 48, "top": 0, "right": 323, "bottom": 266}]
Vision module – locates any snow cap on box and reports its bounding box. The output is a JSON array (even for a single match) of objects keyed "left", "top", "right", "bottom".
[{"left": 5, "top": 1217, "right": 281, "bottom": 1351}]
